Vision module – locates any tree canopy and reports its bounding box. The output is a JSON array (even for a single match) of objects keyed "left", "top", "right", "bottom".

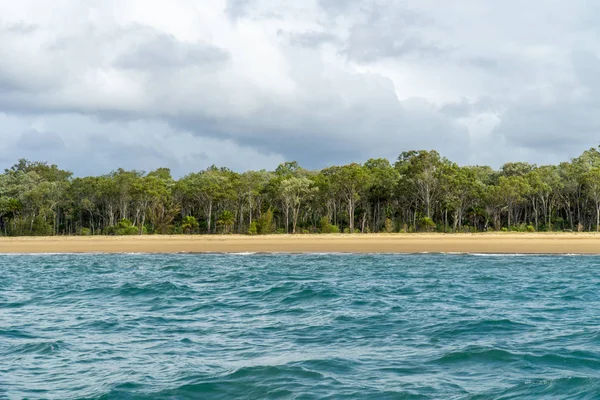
[{"left": 5, "top": 148, "right": 600, "bottom": 235}]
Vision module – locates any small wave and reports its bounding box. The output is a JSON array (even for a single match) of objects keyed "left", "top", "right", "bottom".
[
  {"left": 117, "top": 281, "right": 190, "bottom": 297},
  {"left": 467, "top": 252, "right": 600, "bottom": 257},
  {"left": 434, "top": 347, "right": 518, "bottom": 364},
  {"left": 0, "top": 328, "right": 37, "bottom": 339},
  {"left": 0, "top": 252, "right": 106, "bottom": 256},
  {"left": 98, "top": 362, "right": 429, "bottom": 399},
  {"left": 75, "top": 319, "right": 122, "bottom": 332},
  {"left": 524, "top": 351, "right": 600, "bottom": 370},
  {"left": 469, "top": 253, "right": 531, "bottom": 257},
  {"left": 429, "top": 319, "right": 533, "bottom": 339},
  {"left": 474, "top": 376, "right": 600, "bottom": 399},
  {"left": 9, "top": 340, "right": 68, "bottom": 355},
  {"left": 0, "top": 299, "right": 33, "bottom": 309},
  {"left": 281, "top": 287, "right": 339, "bottom": 304}
]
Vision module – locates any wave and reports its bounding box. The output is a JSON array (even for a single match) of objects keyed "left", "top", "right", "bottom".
[
  {"left": 95, "top": 360, "right": 430, "bottom": 400},
  {"left": 471, "top": 376, "right": 600, "bottom": 399},
  {"left": 117, "top": 281, "right": 191, "bottom": 297},
  {"left": 8, "top": 340, "right": 69, "bottom": 355},
  {"left": 434, "top": 347, "right": 519, "bottom": 364},
  {"left": 428, "top": 319, "right": 533, "bottom": 339},
  {"left": 467, "top": 252, "right": 600, "bottom": 257},
  {"left": 434, "top": 346, "right": 600, "bottom": 371},
  {"left": 0, "top": 328, "right": 38, "bottom": 339}
]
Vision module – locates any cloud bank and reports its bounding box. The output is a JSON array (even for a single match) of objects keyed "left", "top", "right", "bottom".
[{"left": 1, "top": 0, "right": 598, "bottom": 175}]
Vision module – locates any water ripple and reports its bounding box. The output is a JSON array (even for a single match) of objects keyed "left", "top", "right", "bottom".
[{"left": 2, "top": 253, "right": 600, "bottom": 399}]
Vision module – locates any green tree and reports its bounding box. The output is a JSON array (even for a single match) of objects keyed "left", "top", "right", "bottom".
[
  {"left": 217, "top": 210, "right": 235, "bottom": 234},
  {"left": 584, "top": 167, "right": 600, "bottom": 231},
  {"left": 180, "top": 167, "right": 231, "bottom": 233},
  {"left": 279, "top": 176, "right": 318, "bottom": 233},
  {"left": 329, "top": 163, "right": 371, "bottom": 233},
  {"left": 497, "top": 176, "right": 531, "bottom": 230},
  {"left": 396, "top": 150, "right": 447, "bottom": 220},
  {"left": 181, "top": 215, "right": 199, "bottom": 234}
]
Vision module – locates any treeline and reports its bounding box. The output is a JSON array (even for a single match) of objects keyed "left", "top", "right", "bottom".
[{"left": 5, "top": 148, "right": 600, "bottom": 236}]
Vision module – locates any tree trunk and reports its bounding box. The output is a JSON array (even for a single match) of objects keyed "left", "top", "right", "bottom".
[
  {"left": 348, "top": 201, "right": 354, "bottom": 232},
  {"left": 292, "top": 205, "right": 300, "bottom": 234},
  {"left": 140, "top": 212, "right": 146, "bottom": 235},
  {"left": 361, "top": 211, "right": 367, "bottom": 233},
  {"left": 207, "top": 201, "right": 212, "bottom": 234}
]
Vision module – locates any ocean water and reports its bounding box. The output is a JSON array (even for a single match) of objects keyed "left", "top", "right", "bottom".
[{"left": 1, "top": 253, "right": 600, "bottom": 399}]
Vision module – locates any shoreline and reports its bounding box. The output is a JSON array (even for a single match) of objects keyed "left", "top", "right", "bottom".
[{"left": 2, "top": 233, "right": 600, "bottom": 254}]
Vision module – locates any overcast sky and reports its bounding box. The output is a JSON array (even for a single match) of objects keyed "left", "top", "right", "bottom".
[{"left": 1, "top": 0, "right": 599, "bottom": 176}]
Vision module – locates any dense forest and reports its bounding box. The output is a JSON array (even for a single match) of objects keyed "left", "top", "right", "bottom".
[{"left": 5, "top": 147, "right": 600, "bottom": 236}]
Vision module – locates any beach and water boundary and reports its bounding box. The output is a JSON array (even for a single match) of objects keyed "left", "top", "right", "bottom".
[{"left": 2, "top": 233, "right": 600, "bottom": 254}]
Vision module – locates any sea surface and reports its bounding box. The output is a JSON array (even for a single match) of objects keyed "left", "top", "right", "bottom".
[{"left": 1, "top": 253, "right": 600, "bottom": 399}]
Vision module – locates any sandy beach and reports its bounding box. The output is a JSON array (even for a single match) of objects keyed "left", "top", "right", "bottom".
[{"left": 0, "top": 233, "right": 600, "bottom": 254}]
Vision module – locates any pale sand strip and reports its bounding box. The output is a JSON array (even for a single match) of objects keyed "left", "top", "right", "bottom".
[{"left": 1, "top": 233, "right": 600, "bottom": 254}]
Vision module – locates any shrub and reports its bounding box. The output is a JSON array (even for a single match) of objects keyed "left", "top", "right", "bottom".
[
  {"left": 217, "top": 211, "right": 235, "bottom": 234},
  {"left": 106, "top": 219, "right": 139, "bottom": 235},
  {"left": 526, "top": 225, "right": 535, "bottom": 232},
  {"left": 28, "top": 217, "right": 53, "bottom": 236},
  {"left": 419, "top": 217, "right": 436, "bottom": 232},
  {"left": 384, "top": 218, "right": 394, "bottom": 233},
  {"left": 181, "top": 216, "right": 199, "bottom": 234},
  {"left": 319, "top": 217, "right": 340, "bottom": 234},
  {"left": 501, "top": 227, "right": 508, "bottom": 232},
  {"left": 247, "top": 221, "right": 258, "bottom": 235},
  {"left": 257, "top": 209, "right": 275, "bottom": 234},
  {"left": 80, "top": 227, "right": 91, "bottom": 236}
]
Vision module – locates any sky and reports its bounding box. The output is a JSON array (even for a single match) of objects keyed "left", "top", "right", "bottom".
[{"left": 1, "top": 0, "right": 599, "bottom": 177}]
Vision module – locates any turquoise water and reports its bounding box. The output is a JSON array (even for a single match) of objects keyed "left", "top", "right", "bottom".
[{"left": 1, "top": 253, "right": 600, "bottom": 399}]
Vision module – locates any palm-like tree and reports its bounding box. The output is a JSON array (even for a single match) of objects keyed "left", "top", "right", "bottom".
[
  {"left": 217, "top": 211, "right": 235, "bottom": 234},
  {"left": 181, "top": 215, "right": 199, "bottom": 234}
]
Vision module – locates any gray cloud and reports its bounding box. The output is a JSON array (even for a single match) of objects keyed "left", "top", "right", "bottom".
[
  {"left": 225, "top": 0, "right": 255, "bottom": 20},
  {"left": 4, "top": 22, "right": 37, "bottom": 35},
  {"left": 285, "top": 30, "right": 339, "bottom": 48},
  {"left": 343, "top": 5, "right": 442, "bottom": 63},
  {"left": 116, "top": 32, "right": 229, "bottom": 70},
  {"left": 317, "top": 0, "right": 356, "bottom": 14},
  {"left": 17, "top": 129, "right": 65, "bottom": 151}
]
